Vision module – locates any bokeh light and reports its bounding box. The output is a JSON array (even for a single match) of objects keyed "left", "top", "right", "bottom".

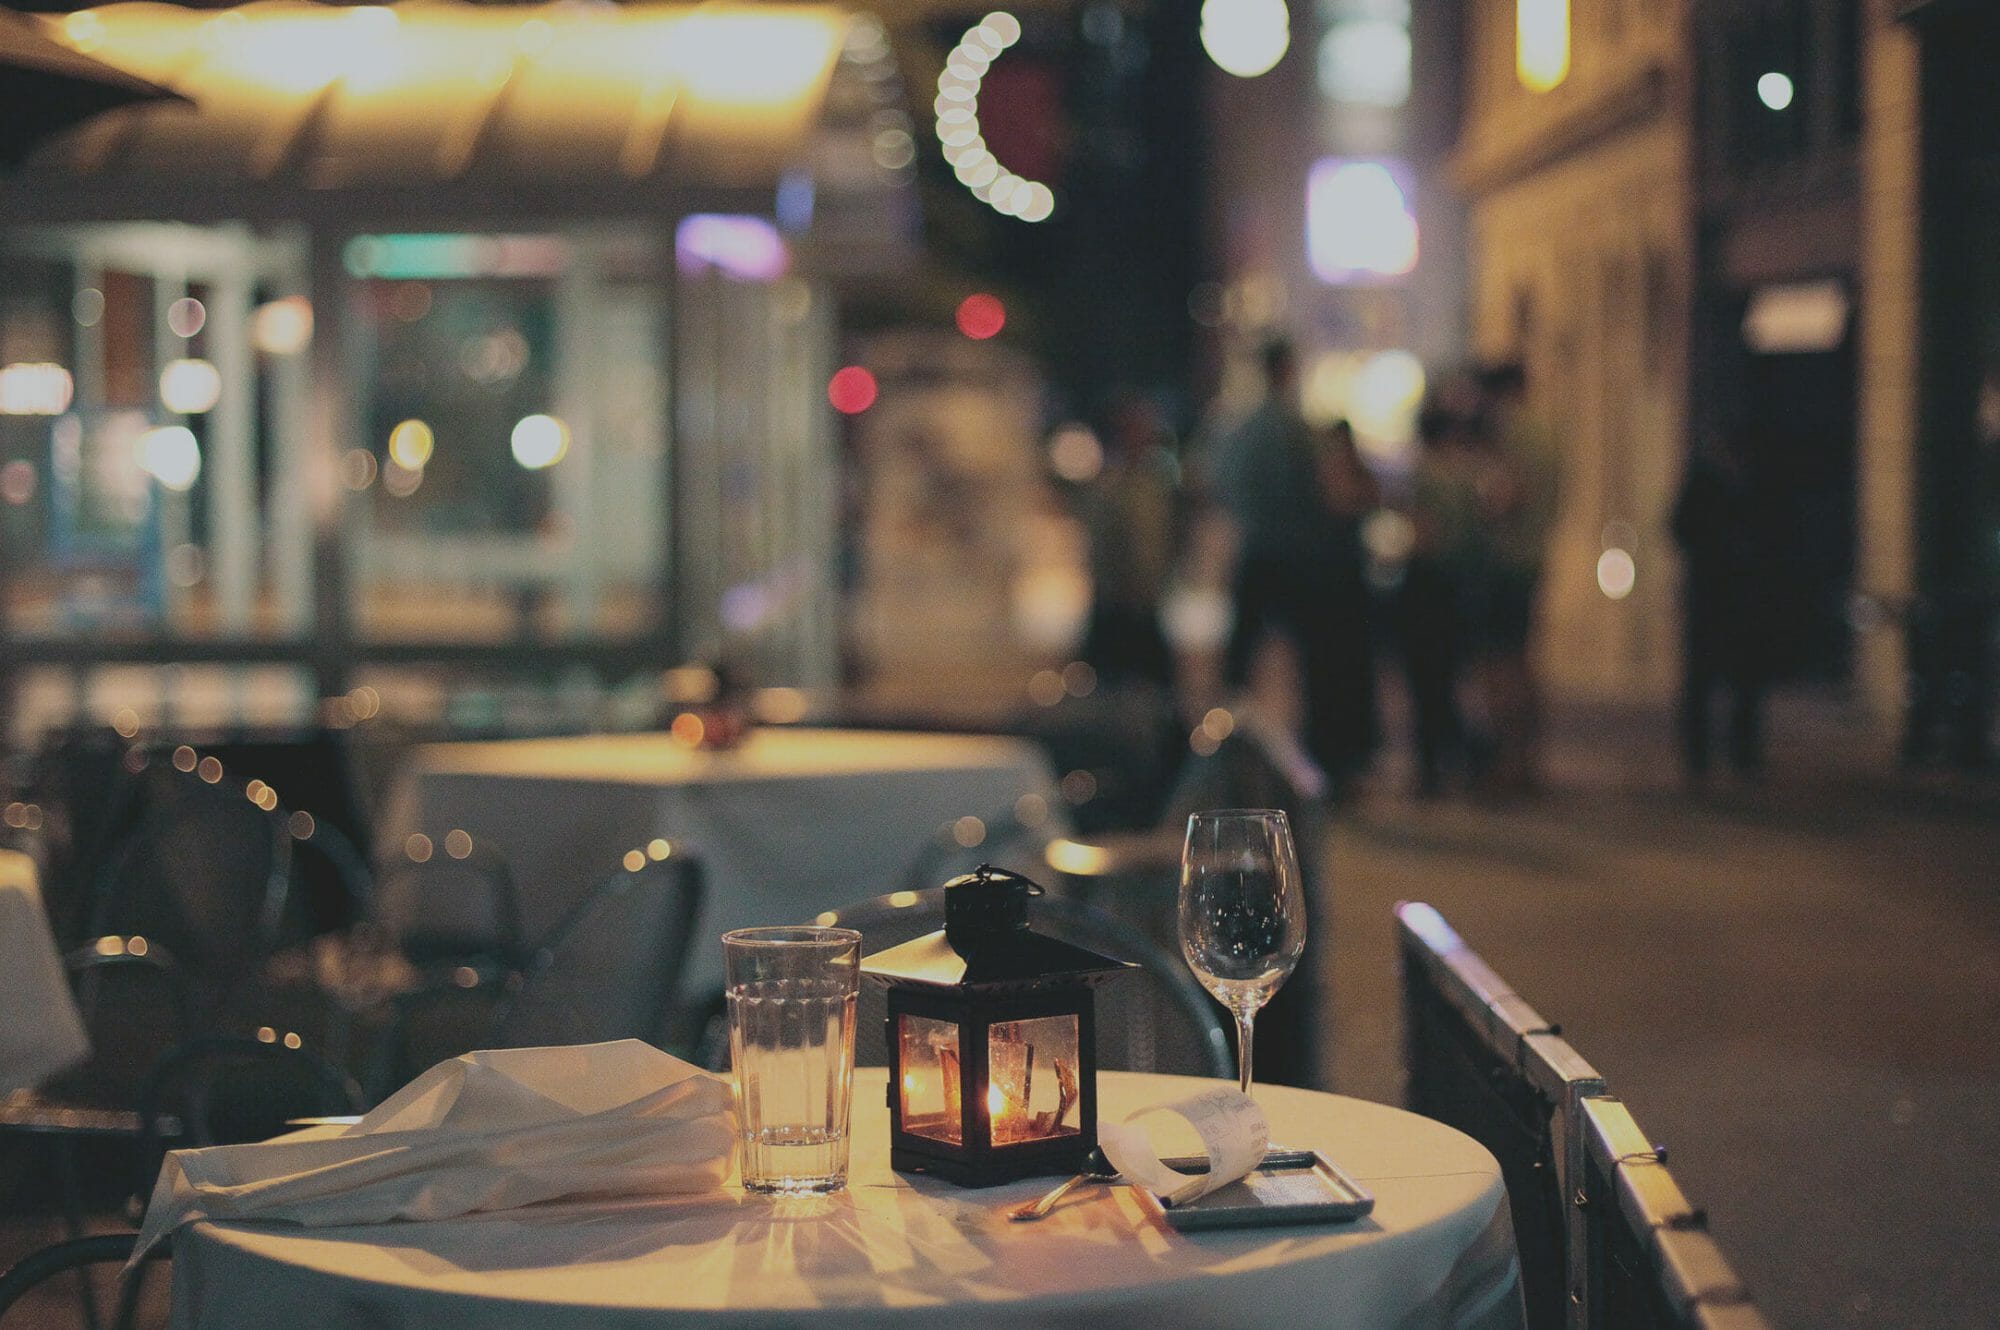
[
  {"left": 387, "top": 419, "right": 434, "bottom": 471},
  {"left": 0, "top": 460, "right": 36, "bottom": 506},
  {"left": 675, "top": 214, "right": 789, "bottom": 281},
  {"left": 1047, "top": 423, "right": 1104, "bottom": 482},
  {"left": 250, "top": 297, "right": 313, "bottom": 354},
  {"left": 1318, "top": 19, "right": 1410, "bottom": 107},
  {"left": 166, "top": 296, "right": 207, "bottom": 338},
  {"left": 1201, "top": 0, "right": 1290, "bottom": 78},
  {"left": 383, "top": 461, "right": 423, "bottom": 498},
  {"left": 956, "top": 293, "right": 1006, "bottom": 339},
  {"left": 136, "top": 426, "right": 202, "bottom": 491},
  {"left": 341, "top": 448, "right": 378, "bottom": 491},
  {"left": 1516, "top": 0, "right": 1569, "bottom": 92},
  {"left": 936, "top": 12, "right": 1056, "bottom": 223},
  {"left": 159, "top": 358, "right": 223, "bottom": 414},
  {"left": 828, "top": 366, "right": 878, "bottom": 415},
  {"left": 1597, "top": 548, "right": 1637, "bottom": 600},
  {"left": 1757, "top": 71, "right": 1794, "bottom": 111},
  {"left": 1307, "top": 158, "right": 1419, "bottom": 282},
  {"left": 0, "top": 363, "right": 73, "bottom": 416},
  {"left": 510, "top": 414, "right": 571, "bottom": 469}
]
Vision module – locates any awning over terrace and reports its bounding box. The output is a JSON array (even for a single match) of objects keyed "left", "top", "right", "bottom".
[{"left": 0, "top": 0, "right": 912, "bottom": 230}]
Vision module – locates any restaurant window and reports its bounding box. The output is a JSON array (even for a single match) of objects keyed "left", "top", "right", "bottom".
[
  {"left": 343, "top": 232, "right": 670, "bottom": 646},
  {"left": 0, "top": 227, "right": 317, "bottom": 652}
]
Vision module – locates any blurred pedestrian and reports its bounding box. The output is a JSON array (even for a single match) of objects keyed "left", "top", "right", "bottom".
[
  {"left": 1471, "top": 362, "right": 1561, "bottom": 794},
  {"left": 1400, "top": 405, "right": 1484, "bottom": 796},
  {"left": 1081, "top": 390, "right": 1179, "bottom": 689},
  {"left": 1212, "top": 338, "right": 1379, "bottom": 787},
  {"left": 1673, "top": 431, "right": 1780, "bottom": 779}
]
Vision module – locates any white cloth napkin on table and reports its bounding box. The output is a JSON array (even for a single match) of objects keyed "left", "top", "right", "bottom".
[{"left": 133, "top": 1040, "right": 735, "bottom": 1261}]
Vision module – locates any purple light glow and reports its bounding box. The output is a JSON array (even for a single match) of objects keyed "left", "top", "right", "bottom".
[
  {"left": 1307, "top": 157, "right": 1419, "bottom": 285},
  {"left": 675, "top": 214, "right": 790, "bottom": 281}
]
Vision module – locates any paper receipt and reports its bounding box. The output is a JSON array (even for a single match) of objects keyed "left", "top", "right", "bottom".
[{"left": 1097, "top": 1086, "right": 1269, "bottom": 1207}]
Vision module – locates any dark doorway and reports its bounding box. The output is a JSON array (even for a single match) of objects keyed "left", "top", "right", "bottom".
[{"left": 1739, "top": 332, "right": 1859, "bottom": 681}]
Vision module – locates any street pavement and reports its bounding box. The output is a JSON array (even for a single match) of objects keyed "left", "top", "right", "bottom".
[{"left": 1326, "top": 693, "right": 2000, "bottom": 1330}]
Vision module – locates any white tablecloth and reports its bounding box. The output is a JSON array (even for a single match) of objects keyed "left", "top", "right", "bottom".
[
  {"left": 170, "top": 1071, "right": 1524, "bottom": 1330},
  {"left": 382, "top": 729, "right": 1063, "bottom": 991},
  {"left": 0, "top": 849, "right": 90, "bottom": 1095}
]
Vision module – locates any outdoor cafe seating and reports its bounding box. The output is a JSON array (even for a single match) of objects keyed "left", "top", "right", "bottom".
[{"left": 0, "top": 718, "right": 1776, "bottom": 1329}]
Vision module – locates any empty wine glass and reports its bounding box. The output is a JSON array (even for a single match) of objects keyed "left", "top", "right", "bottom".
[{"left": 1179, "top": 809, "right": 1307, "bottom": 1094}]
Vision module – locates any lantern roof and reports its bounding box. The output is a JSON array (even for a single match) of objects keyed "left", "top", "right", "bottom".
[{"left": 860, "top": 865, "right": 1137, "bottom": 990}]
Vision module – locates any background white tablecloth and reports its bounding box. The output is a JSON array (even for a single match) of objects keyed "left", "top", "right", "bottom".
[
  {"left": 382, "top": 729, "right": 1063, "bottom": 991},
  {"left": 0, "top": 849, "right": 90, "bottom": 1095},
  {"left": 170, "top": 1071, "right": 1524, "bottom": 1330}
]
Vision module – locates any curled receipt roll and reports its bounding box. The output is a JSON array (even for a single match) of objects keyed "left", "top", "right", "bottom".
[{"left": 1097, "top": 1086, "right": 1269, "bottom": 1206}]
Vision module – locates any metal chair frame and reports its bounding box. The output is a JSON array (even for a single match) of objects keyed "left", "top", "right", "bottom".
[
  {"left": 1398, "top": 900, "right": 1604, "bottom": 1330},
  {"left": 134, "top": 1034, "right": 364, "bottom": 1196},
  {"left": 0, "top": 1231, "right": 167, "bottom": 1330},
  {"left": 1579, "top": 1095, "right": 1772, "bottom": 1330},
  {"left": 375, "top": 854, "right": 705, "bottom": 1088},
  {"left": 495, "top": 854, "right": 705, "bottom": 1049},
  {"left": 84, "top": 762, "right": 299, "bottom": 984}
]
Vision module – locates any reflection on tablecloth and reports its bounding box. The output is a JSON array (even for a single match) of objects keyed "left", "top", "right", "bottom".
[
  {"left": 0, "top": 850, "right": 90, "bottom": 1094},
  {"left": 170, "top": 1072, "right": 1526, "bottom": 1330}
]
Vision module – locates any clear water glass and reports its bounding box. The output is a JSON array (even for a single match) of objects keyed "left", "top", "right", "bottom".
[
  {"left": 724, "top": 926, "right": 861, "bottom": 1194},
  {"left": 1179, "top": 809, "right": 1307, "bottom": 1094}
]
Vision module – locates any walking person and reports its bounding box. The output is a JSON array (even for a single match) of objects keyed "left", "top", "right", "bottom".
[
  {"left": 1672, "top": 431, "right": 1779, "bottom": 780},
  {"left": 1212, "top": 338, "right": 1379, "bottom": 789},
  {"left": 1470, "top": 362, "right": 1561, "bottom": 795},
  {"left": 1080, "top": 390, "right": 1179, "bottom": 690},
  {"left": 1400, "top": 406, "right": 1484, "bottom": 796}
]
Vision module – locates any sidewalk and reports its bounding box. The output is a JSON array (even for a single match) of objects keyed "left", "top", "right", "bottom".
[{"left": 1328, "top": 692, "right": 2000, "bottom": 1329}]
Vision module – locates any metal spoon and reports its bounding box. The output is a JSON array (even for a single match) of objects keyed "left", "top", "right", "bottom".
[{"left": 1007, "top": 1154, "right": 1119, "bottom": 1222}]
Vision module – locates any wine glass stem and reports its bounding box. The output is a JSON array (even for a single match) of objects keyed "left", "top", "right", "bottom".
[{"left": 1234, "top": 1010, "right": 1256, "bottom": 1094}]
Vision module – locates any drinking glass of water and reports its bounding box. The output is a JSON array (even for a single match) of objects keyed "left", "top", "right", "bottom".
[
  {"left": 1179, "top": 810, "right": 1306, "bottom": 1094},
  {"left": 724, "top": 926, "right": 861, "bottom": 1194}
]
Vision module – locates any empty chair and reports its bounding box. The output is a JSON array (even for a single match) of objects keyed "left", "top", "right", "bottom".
[
  {"left": 495, "top": 853, "right": 704, "bottom": 1048},
  {"left": 376, "top": 854, "right": 704, "bottom": 1090},
  {"left": 86, "top": 763, "right": 297, "bottom": 1019},
  {"left": 0, "top": 1232, "right": 169, "bottom": 1330},
  {"left": 1578, "top": 1095, "right": 1771, "bottom": 1330},
  {"left": 822, "top": 885, "right": 1232, "bottom": 1079},
  {"left": 0, "top": 941, "right": 197, "bottom": 1254},
  {"left": 1397, "top": 901, "right": 1602, "bottom": 1330},
  {"left": 135, "top": 1036, "right": 364, "bottom": 1203},
  {"left": 201, "top": 729, "right": 377, "bottom": 936},
  {"left": 47, "top": 941, "right": 197, "bottom": 1113},
  {"left": 23, "top": 729, "right": 155, "bottom": 951},
  {"left": 370, "top": 843, "right": 525, "bottom": 970}
]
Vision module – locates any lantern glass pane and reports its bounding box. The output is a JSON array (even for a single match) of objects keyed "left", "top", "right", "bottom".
[
  {"left": 987, "top": 1015, "right": 1082, "bottom": 1145},
  {"left": 898, "top": 1013, "right": 963, "bottom": 1145}
]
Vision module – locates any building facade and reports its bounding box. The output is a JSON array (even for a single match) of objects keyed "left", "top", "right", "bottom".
[{"left": 1453, "top": 0, "right": 1694, "bottom": 702}]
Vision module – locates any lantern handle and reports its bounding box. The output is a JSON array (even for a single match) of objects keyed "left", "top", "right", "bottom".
[{"left": 971, "top": 863, "right": 1044, "bottom": 895}]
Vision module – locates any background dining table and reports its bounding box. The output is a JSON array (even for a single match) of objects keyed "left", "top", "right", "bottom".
[
  {"left": 168, "top": 1070, "right": 1525, "bottom": 1329},
  {"left": 379, "top": 728, "right": 1065, "bottom": 992},
  {"left": 0, "top": 848, "right": 90, "bottom": 1097}
]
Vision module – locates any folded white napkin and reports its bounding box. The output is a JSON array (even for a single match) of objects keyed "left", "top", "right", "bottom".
[{"left": 133, "top": 1040, "right": 735, "bottom": 1260}]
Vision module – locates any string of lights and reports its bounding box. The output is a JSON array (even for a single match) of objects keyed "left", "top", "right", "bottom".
[{"left": 934, "top": 12, "right": 1056, "bottom": 224}]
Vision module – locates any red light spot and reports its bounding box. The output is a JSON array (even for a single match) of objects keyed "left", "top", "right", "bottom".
[
  {"left": 956, "top": 294, "right": 1006, "bottom": 340},
  {"left": 828, "top": 366, "right": 878, "bottom": 414}
]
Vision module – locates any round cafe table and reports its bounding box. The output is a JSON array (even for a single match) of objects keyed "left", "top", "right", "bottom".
[{"left": 169, "top": 1071, "right": 1525, "bottom": 1330}]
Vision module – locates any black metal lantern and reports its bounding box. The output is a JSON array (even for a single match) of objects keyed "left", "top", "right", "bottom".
[{"left": 862, "top": 865, "right": 1134, "bottom": 1187}]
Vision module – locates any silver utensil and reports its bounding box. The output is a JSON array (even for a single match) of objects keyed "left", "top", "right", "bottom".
[{"left": 1007, "top": 1167, "right": 1120, "bottom": 1221}]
